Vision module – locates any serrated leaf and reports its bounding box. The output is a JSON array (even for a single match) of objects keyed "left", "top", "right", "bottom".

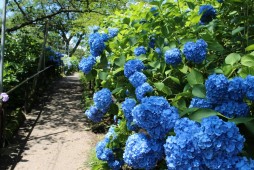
[
  {"left": 189, "top": 109, "right": 219, "bottom": 122},
  {"left": 154, "top": 82, "right": 164, "bottom": 91},
  {"left": 241, "top": 54, "right": 254, "bottom": 67},
  {"left": 187, "top": 69, "right": 204, "bottom": 86},
  {"left": 225, "top": 53, "right": 241, "bottom": 65},
  {"left": 192, "top": 84, "right": 206, "bottom": 98},
  {"left": 245, "top": 44, "right": 254, "bottom": 51},
  {"left": 98, "top": 72, "right": 108, "bottom": 80},
  {"left": 228, "top": 117, "right": 254, "bottom": 124},
  {"left": 232, "top": 27, "right": 244, "bottom": 35},
  {"left": 115, "top": 55, "right": 126, "bottom": 67}
]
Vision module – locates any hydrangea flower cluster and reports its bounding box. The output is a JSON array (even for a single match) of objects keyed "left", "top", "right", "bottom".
[
  {"left": 128, "top": 72, "right": 147, "bottom": 88},
  {"left": 124, "top": 59, "right": 145, "bottom": 78},
  {"left": 96, "top": 126, "right": 123, "bottom": 170},
  {"left": 155, "top": 47, "right": 162, "bottom": 57},
  {"left": 0, "top": 93, "right": 9, "bottom": 102},
  {"left": 85, "top": 88, "right": 113, "bottom": 122},
  {"left": 132, "top": 96, "right": 179, "bottom": 139},
  {"left": 192, "top": 74, "right": 251, "bottom": 118},
  {"left": 124, "top": 59, "right": 154, "bottom": 101},
  {"left": 149, "top": 37, "right": 156, "bottom": 49},
  {"left": 108, "top": 28, "right": 119, "bottom": 39},
  {"left": 164, "top": 48, "right": 182, "bottom": 66},
  {"left": 164, "top": 116, "right": 248, "bottom": 169},
  {"left": 189, "top": 97, "right": 213, "bottom": 109},
  {"left": 244, "top": 75, "right": 254, "bottom": 101},
  {"left": 198, "top": 5, "right": 216, "bottom": 24},
  {"left": 78, "top": 55, "right": 96, "bottom": 74},
  {"left": 89, "top": 32, "right": 106, "bottom": 57},
  {"left": 46, "top": 47, "right": 64, "bottom": 66},
  {"left": 134, "top": 46, "right": 146, "bottom": 56},
  {"left": 121, "top": 98, "right": 138, "bottom": 131},
  {"left": 123, "top": 133, "right": 164, "bottom": 169},
  {"left": 150, "top": 6, "right": 159, "bottom": 16},
  {"left": 183, "top": 39, "right": 208, "bottom": 64}
]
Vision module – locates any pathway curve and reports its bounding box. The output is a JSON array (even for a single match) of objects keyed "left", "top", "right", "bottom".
[{"left": 4, "top": 73, "right": 101, "bottom": 170}]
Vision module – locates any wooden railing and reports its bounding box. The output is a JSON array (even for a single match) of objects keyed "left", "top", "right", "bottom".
[{"left": 0, "top": 65, "right": 54, "bottom": 148}]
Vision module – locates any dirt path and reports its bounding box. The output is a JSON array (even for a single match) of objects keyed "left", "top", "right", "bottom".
[{"left": 2, "top": 73, "right": 101, "bottom": 170}]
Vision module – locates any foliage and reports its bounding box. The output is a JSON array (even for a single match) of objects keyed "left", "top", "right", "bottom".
[{"left": 80, "top": 0, "right": 254, "bottom": 169}]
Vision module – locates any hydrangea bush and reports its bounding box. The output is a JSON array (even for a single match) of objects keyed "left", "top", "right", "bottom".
[{"left": 79, "top": 0, "right": 254, "bottom": 169}]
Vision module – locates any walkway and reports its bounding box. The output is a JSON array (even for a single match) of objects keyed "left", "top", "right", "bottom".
[{"left": 1, "top": 73, "right": 101, "bottom": 170}]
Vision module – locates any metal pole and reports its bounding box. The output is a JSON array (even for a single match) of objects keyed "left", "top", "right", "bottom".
[
  {"left": 0, "top": 0, "right": 7, "bottom": 92},
  {"left": 0, "top": 0, "right": 7, "bottom": 148}
]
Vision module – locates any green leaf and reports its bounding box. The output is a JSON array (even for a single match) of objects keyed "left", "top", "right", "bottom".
[
  {"left": 189, "top": 109, "right": 219, "bottom": 122},
  {"left": 123, "top": 17, "right": 130, "bottom": 25},
  {"left": 149, "top": 60, "right": 161, "bottom": 69},
  {"left": 154, "top": 82, "right": 164, "bottom": 91},
  {"left": 168, "top": 76, "right": 180, "bottom": 84},
  {"left": 222, "top": 64, "right": 233, "bottom": 76},
  {"left": 115, "top": 55, "right": 126, "bottom": 67},
  {"left": 232, "top": 27, "right": 244, "bottom": 35},
  {"left": 154, "top": 82, "right": 172, "bottom": 95},
  {"left": 238, "top": 66, "right": 254, "bottom": 78},
  {"left": 186, "top": 2, "right": 195, "bottom": 10},
  {"left": 244, "top": 120, "right": 254, "bottom": 135},
  {"left": 241, "top": 54, "right": 254, "bottom": 67},
  {"left": 187, "top": 69, "right": 204, "bottom": 86},
  {"left": 201, "top": 33, "right": 224, "bottom": 52},
  {"left": 245, "top": 44, "right": 254, "bottom": 51},
  {"left": 225, "top": 53, "right": 241, "bottom": 65},
  {"left": 98, "top": 72, "right": 108, "bottom": 80},
  {"left": 192, "top": 84, "right": 206, "bottom": 98},
  {"left": 228, "top": 117, "right": 254, "bottom": 125},
  {"left": 129, "top": 37, "right": 137, "bottom": 46}
]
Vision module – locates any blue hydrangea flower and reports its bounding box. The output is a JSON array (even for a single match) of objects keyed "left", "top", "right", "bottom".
[
  {"left": 96, "top": 126, "right": 116, "bottom": 162},
  {"left": 227, "top": 77, "right": 247, "bottom": 101},
  {"left": 198, "top": 116, "right": 245, "bottom": 169},
  {"left": 134, "top": 46, "right": 146, "bottom": 56},
  {"left": 135, "top": 82, "right": 153, "bottom": 101},
  {"left": 124, "top": 59, "right": 145, "bottom": 78},
  {"left": 79, "top": 55, "right": 96, "bottom": 74},
  {"left": 123, "top": 133, "right": 164, "bottom": 169},
  {"left": 84, "top": 105, "right": 105, "bottom": 122},
  {"left": 164, "top": 116, "right": 246, "bottom": 169},
  {"left": 164, "top": 48, "right": 182, "bottom": 66},
  {"left": 150, "top": 7, "right": 159, "bottom": 16},
  {"left": 122, "top": 98, "right": 136, "bottom": 122},
  {"left": 122, "top": 98, "right": 139, "bottom": 131},
  {"left": 214, "top": 101, "right": 249, "bottom": 118},
  {"left": 101, "top": 33, "right": 109, "bottom": 42},
  {"left": 89, "top": 33, "right": 105, "bottom": 57},
  {"left": 132, "top": 96, "right": 179, "bottom": 139},
  {"left": 189, "top": 97, "right": 213, "bottom": 109},
  {"left": 96, "top": 138, "right": 114, "bottom": 161},
  {"left": 93, "top": 88, "right": 113, "bottom": 112},
  {"left": 217, "top": 0, "right": 224, "bottom": 2},
  {"left": 108, "top": 28, "right": 119, "bottom": 39},
  {"left": 164, "top": 118, "right": 202, "bottom": 169},
  {"left": 244, "top": 75, "right": 254, "bottom": 101},
  {"left": 205, "top": 74, "right": 229, "bottom": 104},
  {"left": 183, "top": 39, "right": 207, "bottom": 64},
  {"left": 155, "top": 48, "right": 162, "bottom": 57},
  {"left": 198, "top": 5, "right": 216, "bottom": 24},
  {"left": 89, "top": 25, "right": 100, "bottom": 33},
  {"left": 108, "top": 160, "right": 123, "bottom": 170},
  {"left": 235, "top": 157, "right": 254, "bottom": 170},
  {"left": 128, "top": 72, "right": 147, "bottom": 88},
  {"left": 149, "top": 37, "right": 156, "bottom": 49}
]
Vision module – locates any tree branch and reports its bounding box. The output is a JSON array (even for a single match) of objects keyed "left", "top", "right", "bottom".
[
  {"left": 5, "top": 9, "right": 107, "bottom": 33},
  {"left": 70, "top": 33, "right": 85, "bottom": 57},
  {"left": 13, "top": 0, "right": 29, "bottom": 20}
]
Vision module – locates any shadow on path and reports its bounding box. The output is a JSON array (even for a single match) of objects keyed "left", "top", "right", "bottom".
[{"left": 0, "top": 73, "right": 100, "bottom": 170}]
